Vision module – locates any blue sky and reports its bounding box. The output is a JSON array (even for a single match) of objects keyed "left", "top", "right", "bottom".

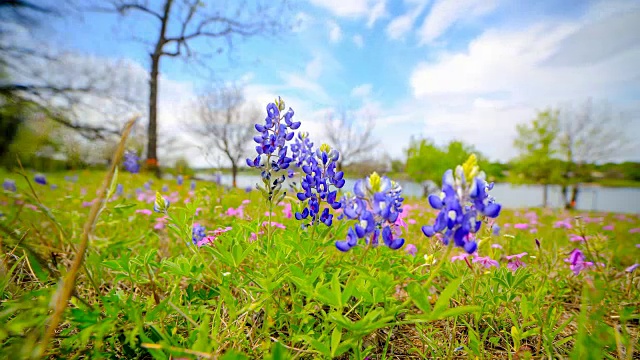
[{"left": 37, "top": 0, "right": 640, "bottom": 166}]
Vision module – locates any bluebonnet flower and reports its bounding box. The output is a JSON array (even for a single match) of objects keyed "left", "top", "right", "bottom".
[
  {"left": 50, "top": 184, "right": 57, "bottom": 190},
  {"left": 336, "top": 172, "right": 405, "bottom": 252},
  {"left": 295, "top": 143, "right": 345, "bottom": 227},
  {"left": 190, "top": 180, "right": 196, "bottom": 191},
  {"left": 3, "top": 179, "right": 16, "bottom": 192},
  {"left": 64, "top": 175, "right": 78, "bottom": 183},
  {"left": 34, "top": 174, "right": 47, "bottom": 185},
  {"left": 177, "top": 175, "right": 184, "bottom": 186},
  {"left": 144, "top": 181, "right": 151, "bottom": 190},
  {"left": 246, "top": 97, "right": 298, "bottom": 172},
  {"left": 116, "top": 184, "right": 123, "bottom": 196},
  {"left": 153, "top": 192, "right": 170, "bottom": 213},
  {"left": 123, "top": 151, "right": 140, "bottom": 173},
  {"left": 421, "top": 155, "right": 501, "bottom": 254},
  {"left": 192, "top": 223, "right": 207, "bottom": 245},
  {"left": 246, "top": 97, "right": 300, "bottom": 203},
  {"left": 290, "top": 132, "right": 314, "bottom": 168},
  {"left": 162, "top": 184, "right": 168, "bottom": 192}
]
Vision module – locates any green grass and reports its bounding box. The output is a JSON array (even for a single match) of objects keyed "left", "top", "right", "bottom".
[{"left": 1, "top": 169, "right": 639, "bottom": 359}]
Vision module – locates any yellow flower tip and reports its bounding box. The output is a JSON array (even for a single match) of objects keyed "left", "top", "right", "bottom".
[
  {"left": 320, "top": 143, "right": 331, "bottom": 153},
  {"left": 462, "top": 153, "right": 480, "bottom": 180},
  {"left": 368, "top": 172, "right": 381, "bottom": 192}
]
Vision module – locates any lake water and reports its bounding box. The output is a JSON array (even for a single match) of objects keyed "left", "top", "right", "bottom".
[{"left": 196, "top": 173, "right": 640, "bottom": 214}]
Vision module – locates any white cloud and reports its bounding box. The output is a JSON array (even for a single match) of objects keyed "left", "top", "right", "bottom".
[
  {"left": 366, "top": 0, "right": 387, "bottom": 28},
  {"left": 305, "top": 55, "right": 323, "bottom": 79},
  {"left": 351, "top": 83, "right": 373, "bottom": 98},
  {"left": 279, "top": 72, "right": 332, "bottom": 104},
  {"left": 385, "top": 1, "right": 428, "bottom": 40},
  {"left": 292, "top": 12, "right": 311, "bottom": 32},
  {"left": 404, "top": 6, "right": 640, "bottom": 161},
  {"left": 309, "top": 0, "right": 387, "bottom": 27},
  {"left": 352, "top": 34, "right": 364, "bottom": 48},
  {"left": 417, "top": 0, "right": 499, "bottom": 44},
  {"left": 328, "top": 20, "right": 342, "bottom": 43}
]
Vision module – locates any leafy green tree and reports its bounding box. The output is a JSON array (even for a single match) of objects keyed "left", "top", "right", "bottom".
[
  {"left": 511, "top": 109, "right": 562, "bottom": 207},
  {"left": 406, "top": 138, "right": 488, "bottom": 196}
]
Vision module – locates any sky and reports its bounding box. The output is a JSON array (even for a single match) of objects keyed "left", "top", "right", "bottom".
[{"left": 32, "top": 0, "right": 640, "bottom": 167}]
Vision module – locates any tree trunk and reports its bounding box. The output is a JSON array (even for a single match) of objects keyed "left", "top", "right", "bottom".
[
  {"left": 231, "top": 162, "right": 238, "bottom": 188},
  {"left": 562, "top": 184, "right": 570, "bottom": 209},
  {"left": 147, "top": 54, "right": 160, "bottom": 178},
  {"left": 542, "top": 183, "right": 548, "bottom": 207},
  {"left": 569, "top": 184, "right": 579, "bottom": 210},
  {"left": 146, "top": 0, "right": 173, "bottom": 179}
]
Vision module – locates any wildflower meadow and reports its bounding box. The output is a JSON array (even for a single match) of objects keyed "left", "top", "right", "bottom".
[{"left": 1, "top": 99, "right": 639, "bottom": 360}]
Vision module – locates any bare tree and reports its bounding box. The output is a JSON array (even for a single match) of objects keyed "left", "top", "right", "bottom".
[
  {"left": 0, "top": 0, "right": 145, "bottom": 155},
  {"left": 324, "top": 109, "right": 379, "bottom": 171},
  {"left": 92, "top": 0, "right": 291, "bottom": 177},
  {"left": 189, "top": 84, "right": 258, "bottom": 188},
  {"left": 559, "top": 99, "right": 632, "bottom": 209}
]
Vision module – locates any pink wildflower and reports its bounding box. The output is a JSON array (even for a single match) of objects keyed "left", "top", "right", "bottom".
[
  {"left": 451, "top": 253, "right": 472, "bottom": 262},
  {"left": 629, "top": 228, "right": 640, "bottom": 234},
  {"left": 136, "top": 209, "right": 152, "bottom": 216},
  {"left": 405, "top": 244, "right": 417, "bottom": 256},
  {"left": 491, "top": 244, "right": 503, "bottom": 249},
  {"left": 281, "top": 203, "right": 293, "bottom": 219},
  {"left": 554, "top": 220, "right": 572, "bottom": 229},
  {"left": 506, "top": 252, "right": 527, "bottom": 272},
  {"left": 262, "top": 221, "right": 286, "bottom": 229},
  {"left": 564, "top": 248, "right": 593, "bottom": 275},
  {"left": 602, "top": 225, "right": 614, "bottom": 231},
  {"left": 514, "top": 223, "right": 529, "bottom": 230},
  {"left": 249, "top": 231, "right": 264, "bottom": 242},
  {"left": 569, "top": 234, "right": 586, "bottom": 242},
  {"left": 242, "top": 199, "right": 251, "bottom": 204},
  {"left": 473, "top": 256, "right": 499, "bottom": 268}
]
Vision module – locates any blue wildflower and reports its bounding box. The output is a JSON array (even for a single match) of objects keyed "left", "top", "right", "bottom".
[
  {"left": 116, "top": 184, "right": 124, "bottom": 196},
  {"left": 192, "top": 223, "right": 207, "bottom": 245},
  {"left": 153, "top": 192, "right": 170, "bottom": 213},
  {"left": 336, "top": 172, "right": 405, "bottom": 252},
  {"left": 421, "top": 155, "right": 501, "bottom": 254},
  {"left": 3, "top": 179, "right": 16, "bottom": 192},
  {"left": 34, "top": 174, "right": 47, "bottom": 185},
  {"left": 291, "top": 131, "right": 314, "bottom": 168},
  {"left": 190, "top": 180, "right": 196, "bottom": 191},
  {"left": 162, "top": 184, "right": 168, "bottom": 192},
  {"left": 294, "top": 143, "right": 345, "bottom": 227},
  {"left": 245, "top": 97, "right": 297, "bottom": 172},
  {"left": 177, "top": 175, "right": 184, "bottom": 186},
  {"left": 123, "top": 150, "right": 140, "bottom": 173}
]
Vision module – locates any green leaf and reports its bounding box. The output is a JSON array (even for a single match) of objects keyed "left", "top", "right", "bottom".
[
  {"left": 330, "top": 327, "right": 342, "bottom": 357},
  {"left": 330, "top": 270, "right": 342, "bottom": 308},
  {"left": 435, "top": 305, "right": 480, "bottom": 320},
  {"left": 406, "top": 282, "right": 432, "bottom": 314},
  {"left": 269, "top": 341, "right": 290, "bottom": 360},
  {"left": 106, "top": 167, "right": 118, "bottom": 199},
  {"left": 25, "top": 251, "right": 49, "bottom": 282},
  {"left": 192, "top": 315, "right": 211, "bottom": 352},
  {"left": 220, "top": 351, "right": 249, "bottom": 360},
  {"left": 432, "top": 277, "right": 462, "bottom": 315}
]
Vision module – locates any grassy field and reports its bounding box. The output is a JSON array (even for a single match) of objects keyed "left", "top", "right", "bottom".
[{"left": 1, "top": 168, "right": 639, "bottom": 359}]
